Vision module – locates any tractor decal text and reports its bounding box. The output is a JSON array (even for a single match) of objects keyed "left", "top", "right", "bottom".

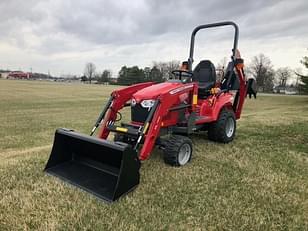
[{"left": 169, "top": 84, "right": 194, "bottom": 95}]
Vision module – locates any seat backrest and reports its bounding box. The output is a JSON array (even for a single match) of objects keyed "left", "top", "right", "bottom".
[{"left": 192, "top": 60, "right": 216, "bottom": 83}]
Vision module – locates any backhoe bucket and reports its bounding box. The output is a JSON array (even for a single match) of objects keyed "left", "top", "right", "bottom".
[{"left": 44, "top": 128, "right": 140, "bottom": 202}]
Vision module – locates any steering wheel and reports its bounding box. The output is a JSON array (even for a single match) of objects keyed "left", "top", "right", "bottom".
[{"left": 171, "top": 70, "right": 193, "bottom": 83}]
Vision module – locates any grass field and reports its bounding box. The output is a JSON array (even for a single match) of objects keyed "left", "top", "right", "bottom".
[{"left": 0, "top": 79, "right": 307, "bottom": 230}]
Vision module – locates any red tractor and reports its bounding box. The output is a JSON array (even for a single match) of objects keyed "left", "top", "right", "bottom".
[{"left": 45, "top": 21, "right": 247, "bottom": 202}]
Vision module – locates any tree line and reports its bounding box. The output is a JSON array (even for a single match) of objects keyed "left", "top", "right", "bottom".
[
  {"left": 82, "top": 51, "right": 308, "bottom": 94},
  {"left": 82, "top": 60, "right": 180, "bottom": 85}
]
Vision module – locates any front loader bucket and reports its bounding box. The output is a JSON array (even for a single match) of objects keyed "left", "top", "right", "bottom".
[{"left": 44, "top": 128, "right": 140, "bottom": 202}]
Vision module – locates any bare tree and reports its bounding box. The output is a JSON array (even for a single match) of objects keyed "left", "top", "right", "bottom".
[
  {"left": 84, "top": 62, "right": 96, "bottom": 84},
  {"left": 248, "top": 54, "right": 275, "bottom": 92},
  {"left": 97, "top": 70, "right": 112, "bottom": 84},
  {"left": 275, "top": 67, "right": 292, "bottom": 87},
  {"left": 294, "top": 67, "right": 303, "bottom": 93},
  {"left": 153, "top": 60, "right": 180, "bottom": 79},
  {"left": 143, "top": 67, "right": 151, "bottom": 81},
  {"left": 216, "top": 57, "right": 228, "bottom": 81}
]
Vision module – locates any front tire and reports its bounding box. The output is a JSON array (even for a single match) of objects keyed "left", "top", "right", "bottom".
[
  {"left": 163, "top": 135, "right": 193, "bottom": 166},
  {"left": 208, "top": 108, "right": 236, "bottom": 143}
]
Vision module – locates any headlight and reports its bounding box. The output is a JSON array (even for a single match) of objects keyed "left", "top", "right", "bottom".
[{"left": 140, "top": 99, "right": 155, "bottom": 108}]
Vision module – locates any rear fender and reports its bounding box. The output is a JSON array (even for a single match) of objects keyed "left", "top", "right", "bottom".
[{"left": 211, "top": 93, "right": 234, "bottom": 121}]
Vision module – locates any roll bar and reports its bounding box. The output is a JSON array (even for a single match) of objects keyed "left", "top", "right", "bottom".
[{"left": 188, "top": 21, "right": 239, "bottom": 71}]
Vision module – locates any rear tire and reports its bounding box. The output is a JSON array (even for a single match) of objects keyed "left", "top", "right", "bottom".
[
  {"left": 208, "top": 108, "right": 236, "bottom": 143},
  {"left": 163, "top": 135, "right": 193, "bottom": 166}
]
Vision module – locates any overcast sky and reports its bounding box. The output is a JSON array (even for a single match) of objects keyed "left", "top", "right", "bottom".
[{"left": 0, "top": 0, "right": 307, "bottom": 76}]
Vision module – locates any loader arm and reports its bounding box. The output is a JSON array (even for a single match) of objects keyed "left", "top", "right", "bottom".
[
  {"left": 139, "top": 83, "right": 197, "bottom": 160},
  {"left": 97, "top": 82, "right": 154, "bottom": 139}
]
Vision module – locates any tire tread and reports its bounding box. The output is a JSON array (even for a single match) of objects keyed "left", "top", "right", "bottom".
[
  {"left": 163, "top": 135, "right": 192, "bottom": 166},
  {"left": 208, "top": 108, "right": 236, "bottom": 143}
]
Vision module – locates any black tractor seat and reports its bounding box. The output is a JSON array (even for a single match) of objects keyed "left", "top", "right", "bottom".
[{"left": 192, "top": 60, "right": 217, "bottom": 98}]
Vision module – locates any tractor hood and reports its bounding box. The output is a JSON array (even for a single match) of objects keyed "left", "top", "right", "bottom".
[{"left": 133, "top": 82, "right": 183, "bottom": 102}]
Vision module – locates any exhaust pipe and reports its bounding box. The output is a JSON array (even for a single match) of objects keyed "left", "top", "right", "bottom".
[{"left": 44, "top": 128, "right": 140, "bottom": 202}]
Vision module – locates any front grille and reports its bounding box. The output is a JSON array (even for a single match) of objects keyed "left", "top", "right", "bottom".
[{"left": 131, "top": 104, "right": 149, "bottom": 123}]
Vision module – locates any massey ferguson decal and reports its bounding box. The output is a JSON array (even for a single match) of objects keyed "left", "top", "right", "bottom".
[{"left": 169, "top": 84, "right": 194, "bottom": 95}]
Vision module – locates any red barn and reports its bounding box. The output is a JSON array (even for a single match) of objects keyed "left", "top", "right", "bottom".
[{"left": 7, "top": 71, "right": 31, "bottom": 79}]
